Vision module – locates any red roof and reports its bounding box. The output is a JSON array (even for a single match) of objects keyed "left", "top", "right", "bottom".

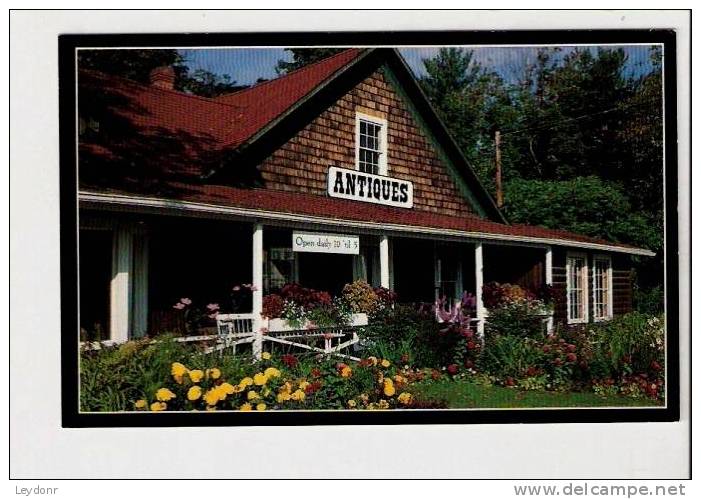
[
  {"left": 78, "top": 50, "right": 650, "bottom": 255},
  {"left": 79, "top": 49, "right": 364, "bottom": 178},
  {"left": 84, "top": 182, "right": 645, "bottom": 253}
]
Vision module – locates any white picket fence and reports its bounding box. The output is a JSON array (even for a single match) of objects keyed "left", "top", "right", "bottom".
[
  {"left": 212, "top": 313, "right": 364, "bottom": 361},
  {"left": 80, "top": 313, "right": 366, "bottom": 361}
]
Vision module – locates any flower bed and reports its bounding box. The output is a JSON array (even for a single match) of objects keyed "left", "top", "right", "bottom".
[{"left": 80, "top": 339, "right": 428, "bottom": 412}]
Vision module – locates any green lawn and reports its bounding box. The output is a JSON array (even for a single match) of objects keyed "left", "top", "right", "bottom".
[{"left": 412, "top": 379, "right": 663, "bottom": 409}]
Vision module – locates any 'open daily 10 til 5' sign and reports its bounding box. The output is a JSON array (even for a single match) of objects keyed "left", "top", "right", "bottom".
[
  {"left": 292, "top": 232, "right": 360, "bottom": 255},
  {"left": 327, "top": 166, "right": 414, "bottom": 208}
]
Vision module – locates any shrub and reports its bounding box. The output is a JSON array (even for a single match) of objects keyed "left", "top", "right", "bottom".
[
  {"left": 485, "top": 300, "right": 549, "bottom": 338},
  {"left": 477, "top": 334, "right": 545, "bottom": 379},
  {"left": 342, "top": 280, "right": 381, "bottom": 315}
]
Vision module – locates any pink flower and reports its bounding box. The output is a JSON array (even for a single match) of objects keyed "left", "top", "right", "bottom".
[
  {"left": 232, "top": 286, "right": 241, "bottom": 291},
  {"left": 173, "top": 302, "right": 186, "bottom": 310},
  {"left": 206, "top": 303, "right": 220, "bottom": 311},
  {"left": 180, "top": 298, "right": 192, "bottom": 305},
  {"left": 208, "top": 313, "right": 218, "bottom": 319}
]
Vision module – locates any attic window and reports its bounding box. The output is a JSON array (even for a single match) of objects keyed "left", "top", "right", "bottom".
[{"left": 355, "top": 113, "right": 387, "bottom": 175}]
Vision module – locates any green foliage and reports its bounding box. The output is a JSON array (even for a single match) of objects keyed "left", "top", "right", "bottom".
[
  {"left": 502, "top": 176, "right": 661, "bottom": 252},
  {"left": 78, "top": 49, "right": 245, "bottom": 97},
  {"left": 485, "top": 300, "right": 549, "bottom": 338},
  {"left": 478, "top": 334, "right": 544, "bottom": 379},
  {"left": 276, "top": 48, "right": 345, "bottom": 74}
]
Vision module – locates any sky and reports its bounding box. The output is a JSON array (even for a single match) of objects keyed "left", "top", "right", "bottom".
[{"left": 178, "top": 45, "right": 657, "bottom": 87}]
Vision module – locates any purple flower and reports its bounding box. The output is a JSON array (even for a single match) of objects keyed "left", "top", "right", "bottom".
[
  {"left": 180, "top": 298, "right": 192, "bottom": 305},
  {"left": 206, "top": 303, "right": 220, "bottom": 311},
  {"left": 173, "top": 302, "right": 186, "bottom": 310}
]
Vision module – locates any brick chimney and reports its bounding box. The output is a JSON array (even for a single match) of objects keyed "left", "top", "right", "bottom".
[{"left": 149, "top": 66, "right": 176, "bottom": 90}]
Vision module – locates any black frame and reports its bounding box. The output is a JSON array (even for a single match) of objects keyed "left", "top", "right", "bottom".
[{"left": 59, "top": 30, "right": 681, "bottom": 427}]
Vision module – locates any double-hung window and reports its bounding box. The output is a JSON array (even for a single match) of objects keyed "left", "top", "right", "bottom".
[
  {"left": 592, "top": 255, "right": 613, "bottom": 321},
  {"left": 356, "top": 113, "right": 387, "bottom": 175},
  {"left": 566, "top": 252, "right": 588, "bottom": 324}
]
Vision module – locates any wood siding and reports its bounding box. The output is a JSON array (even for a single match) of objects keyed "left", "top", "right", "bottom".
[
  {"left": 257, "top": 69, "right": 477, "bottom": 218},
  {"left": 551, "top": 248, "right": 633, "bottom": 325}
]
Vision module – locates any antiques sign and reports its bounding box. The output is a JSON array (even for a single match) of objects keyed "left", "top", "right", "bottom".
[
  {"left": 292, "top": 231, "right": 360, "bottom": 255},
  {"left": 327, "top": 166, "right": 414, "bottom": 208}
]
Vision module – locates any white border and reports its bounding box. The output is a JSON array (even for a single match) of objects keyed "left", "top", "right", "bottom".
[{"left": 9, "top": 9, "right": 690, "bottom": 481}]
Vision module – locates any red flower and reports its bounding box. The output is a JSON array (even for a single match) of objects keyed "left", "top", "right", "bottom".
[
  {"left": 505, "top": 377, "right": 515, "bottom": 387},
  {"left": 464, "top": 359, "right": 474, "bottom": 369},
  {"left": 466, "top": 341, "right": 476, "bottom": 350},
  {"left": 542, "top": 345, "right": 551, "bottom": 353},
  {"left": 311, "top": 368, "right": 322, "bottom": 378},
  {"left": 567, "top": 344, "right": 577, "bottom": 353},
  {"left": 651, "top": 361, "right": 662, "bottom": 371},
  {"left": 447, "top": 364, "right": 459, "bottom": 375},
  {"left": 566, "top": 353, "right": 577, "bottom": 363},
  {"left": 553, "top": 357, "right": 563, "bottom": 367},
  {"left": 281, "top": 354, "right": 298, "bottom": 368},
  {"left": 305, "top": 381, "right": 322, "bottom": 394}
]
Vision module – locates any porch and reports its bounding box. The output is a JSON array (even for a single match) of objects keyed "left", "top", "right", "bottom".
[{"left": 78, "top": 211, "right": 555, "bottom": 348}]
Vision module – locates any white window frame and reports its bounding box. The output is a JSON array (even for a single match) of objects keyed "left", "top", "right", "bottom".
[
  {"left": 355, "top": 112, "right": 388, "bottom": 176},
  {"left": 566, "top": 251, "right": 589, "bottom": 324},
  {"left": 592, "top": 254, "right": 613, "bottom": 322}
]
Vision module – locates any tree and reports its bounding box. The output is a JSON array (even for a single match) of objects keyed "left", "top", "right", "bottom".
[
  {"left": 78, "top": 49, "right": 245, "bottom": 97},
  {"left": 419, "top": 48, "right": 519, "bottom": 192},
  {"left": 276, "top": 48, "right": 344, "bottom": 74}
]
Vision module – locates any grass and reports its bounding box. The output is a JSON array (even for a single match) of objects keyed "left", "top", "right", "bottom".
[{"left": 412, "top": 379, "right": 663, "bottom": 409}]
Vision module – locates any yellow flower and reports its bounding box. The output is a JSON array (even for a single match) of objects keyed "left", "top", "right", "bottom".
[
  {"left": 276, "top": 392, "right": 291, "bottom": 403},
  {"left": 187, "top": 386, "right": 202, "bottom": 401},
  {"left": 368, "top": 356, "right": 378, "bottom": 366},
  {"left": 240, "top": 403, "right": 253, "bottom": 412},
  {"left": 347, "top": 399, "right": 357, "bottom": 408},
  {"left": 203, "top": 388, "right": 221, "bottom": 406},
  {"left": 264, "top": 367, "right": 281, "bottom": 378},
  {"left": 381, "top": 359, "right": 391, "bottom": 368},
  {"left": 282, "top": 381, "right": 293, "bottom": 392},
  {"left": 247, "top": 390, "right": 259, "bottom": 401},
  {"left": 256, "top": 403, "right": 267, "bottom": 411},
  {"left": 232, "top": 384, "right": 244, "bottom": 393},
  {"left": 188, "top": 369, "right": 204, "bottom": 383},
  {"left": 171, "top": 362, "right": 188, "bottom": 377},
  {"left": 239, "top": 377, "right": 254, "bottom": 388},
  {"left": 134, "top": 399, "right": 147, "bottom": 409},
  {"left": 150, "top": 401, "right": 167, "bottom": 412},
  {"left": 253, "top": 372, "right": 268, "bottom": 386},
  {"left": 378, "top": 399, "right": 390, "bottom": 409},
  {"left": 261, "top": 352, "right": 271, "bottom": 360},
  {"left": 219, "top": 382, "right": 236, "bottom": 395},
  {"left": 340, "top": 366, "right": 352, "bottom": 378},
  {"left": 156, "top": 388, "right": 176, "bottom": 402},
  {"left": 298, "top": 380, "right": 310, "bottom": 390},
  {"left": 206, "top": 368, "right": 221, "bottom": 380},
  {"left": 290, "top": 389, "right": 306, "bottom": 401},
  {"left": 398, "top": 392, "right": 412, "bottom": 405},
  {"left": 383, "top": 379, "right": 396, "bottom": 397}
]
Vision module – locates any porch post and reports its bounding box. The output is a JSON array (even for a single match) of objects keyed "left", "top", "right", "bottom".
[
  {"left": 474, "top": 242, "right": 485, "bottom": 338},
  {"left": 252, "top": 223, "right": 264, "bottom": 360},
  {"left": 545, "top": 246, "right": 554, "bottom": 333},
  {"left": 379, "top": 235, "right": 390, "bottom": 289},
  {"left": 132, "top": 232, "right": 149, "bottom": 337},
  {"left": 110, "top": 226, "right": 133, "bottom": 342}
]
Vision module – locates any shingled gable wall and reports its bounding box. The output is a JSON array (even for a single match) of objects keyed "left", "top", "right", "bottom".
[{"left": 256, "top": 67, "right": 483, "bottom": 218}]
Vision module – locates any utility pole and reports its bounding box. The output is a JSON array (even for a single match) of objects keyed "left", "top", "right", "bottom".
[{"left": 495, "top": 130, "right": 503, "bottom": 208}]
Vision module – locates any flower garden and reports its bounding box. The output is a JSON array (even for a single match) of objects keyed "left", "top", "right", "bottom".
[{"left": 79, "top": 281, "right": 666, "bottom": 412}]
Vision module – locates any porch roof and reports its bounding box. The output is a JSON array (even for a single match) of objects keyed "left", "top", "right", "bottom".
[{"left": 79, "top": 185, "right": 654, "bottom": 256}]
